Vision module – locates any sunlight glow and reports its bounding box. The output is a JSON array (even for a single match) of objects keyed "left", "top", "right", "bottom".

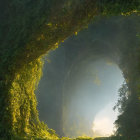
[
  {"left": 92, "top": 117, "right": 114, "bottom": 137},
  {"left": 92, "top": 103, "right": 117, "bottom": 137}
]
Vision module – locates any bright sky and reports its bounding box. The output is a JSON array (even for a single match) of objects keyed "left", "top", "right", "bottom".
[
  {"left": 62, "top": 59, "right": 123, "bottom": 138},
  {"left": 92, "top": 102, "right": 118, "bottom": 137}
]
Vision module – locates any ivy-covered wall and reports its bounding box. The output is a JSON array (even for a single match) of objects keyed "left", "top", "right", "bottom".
[{"left": 0, "top": 0, "right": 140, "bottom": 139}]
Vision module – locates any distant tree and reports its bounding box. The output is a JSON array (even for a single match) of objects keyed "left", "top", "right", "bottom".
[
  {"left": 114, "top": 82, "right": 140, "bottom": 137},
  {"left": 113, "top": 82, "right": 129, "bottom": 114}
]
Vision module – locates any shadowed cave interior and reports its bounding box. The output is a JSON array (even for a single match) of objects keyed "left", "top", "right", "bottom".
[{"left": 0, "top": 1, "right": 140, "bottom": 139}]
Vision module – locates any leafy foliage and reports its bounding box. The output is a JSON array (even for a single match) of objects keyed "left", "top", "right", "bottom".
[{"left": 113, "top": 83, "right": 129, "bottom": 114}]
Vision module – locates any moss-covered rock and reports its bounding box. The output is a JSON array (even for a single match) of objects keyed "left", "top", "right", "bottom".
[{"left": 0, "top": 0, "right": 140, "bottom": 139}]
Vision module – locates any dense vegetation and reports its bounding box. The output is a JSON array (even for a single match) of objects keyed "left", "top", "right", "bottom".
[
  {"left": 113, "top": 16, "right": 140, "bottom": 138},
  {"left": 0, "top": 0, "right": 140, "bottom": 139}
]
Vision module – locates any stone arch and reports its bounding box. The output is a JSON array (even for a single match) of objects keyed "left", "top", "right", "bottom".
[
  {"left": 0, "top": 0, "right": 140, "bottom": 139},
  {"left": 38, "top": 15, "right": 140, "bottom": 138}
]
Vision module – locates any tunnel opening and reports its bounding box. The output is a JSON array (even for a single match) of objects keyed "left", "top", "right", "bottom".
[
  {"left": 0, "top": 1, "right": 140, "bottom": 139},
  {"left": 36, "top": 47, "right": 124, "bottom": 138},
  {"left": 36, "top": 17, "right": 128, "bottom": 138},
  {"left": 35, "top": 15, "right": 140, "bottom": 139}
]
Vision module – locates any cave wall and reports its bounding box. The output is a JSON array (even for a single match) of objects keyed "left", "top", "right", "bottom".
[{"left": 0, "top": 0, "right": 139, "bottom": 139}]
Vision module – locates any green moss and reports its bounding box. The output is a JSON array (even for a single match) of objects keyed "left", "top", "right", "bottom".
[
  {"left": 0, "top": 0, "right": 140, "bottom": 139},
  {"left": 6, "top": 58, "right": 59, "bottom": 139}
]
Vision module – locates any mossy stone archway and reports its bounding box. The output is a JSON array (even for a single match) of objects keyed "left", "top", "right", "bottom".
[
  {"left": 0, "top": 0, "right": 140, "bottom": 139},
  {"left": 37, "top": 16, "right": 140, "bottom": 138}
]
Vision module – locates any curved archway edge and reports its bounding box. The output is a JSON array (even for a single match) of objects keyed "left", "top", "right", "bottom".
[{"left": 0, "top": 1, "right": 140, "bottom": 139}]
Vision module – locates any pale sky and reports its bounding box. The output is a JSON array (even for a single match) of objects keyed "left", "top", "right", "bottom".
[
  {"left": 62, "top": 59, "right": 123, "bottom": 138},
  {"left": 92, "top": 102, "right": 118, "bottom": 137}
]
